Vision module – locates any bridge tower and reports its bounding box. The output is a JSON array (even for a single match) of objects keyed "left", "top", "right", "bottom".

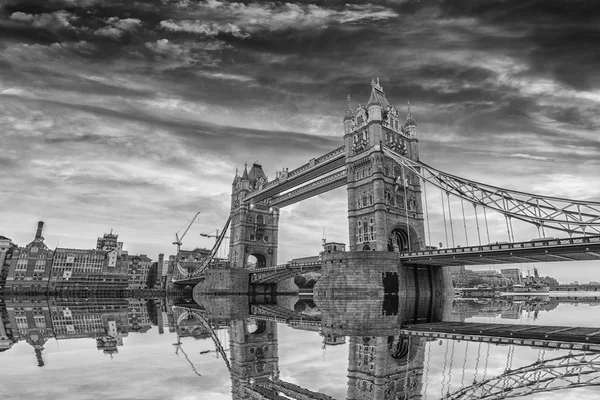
[
  {"left": 229, "top": 319, "right": 279, "bottom": 399},
  {"left": 230, "top": 163, "right": 280, "bottom": 269},
  {"left": 344, "top": 79, "right": 425, "bottom": 252},
  {"left": 347, "top": 335, "right": 425, "bottom": 400}
]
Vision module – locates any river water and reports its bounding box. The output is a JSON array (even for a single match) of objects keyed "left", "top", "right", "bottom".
[{"left": 1, "top": 294, "right": 599, "bottom": 400}]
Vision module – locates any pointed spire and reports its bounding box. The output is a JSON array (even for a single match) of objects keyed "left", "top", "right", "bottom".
[
  {"left": 367, "top": 77, "right": 388, "bottom": 108},
  {"left": 405, "top": 100, "right": 416, "bottom": 126},
  {"left": 344, "top": 94, "right": 354, "bottom": 120},
  {"left": 241, "top": 163, "right": 249, "bottom": 180}
]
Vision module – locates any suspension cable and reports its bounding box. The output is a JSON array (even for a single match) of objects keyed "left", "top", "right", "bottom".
[
  {"left": 423, "top": 339, "right": 432, "bottom": 400},
  {"left": 483, "top": 207, "right": 491, "bottom": 244},
  {"left": 403, "top": 166, "right": 411, "bottom": 251},
  {"left": 473, "top": 341, "right": 482, "bottom": 384},
  {"left": 473, "top": 204, "right": 482, "bottom": 246},
  {"left": 441, "top": 189, "right": 450, "bottom": 248},
  {"left": 403, "top": 336, "right": 412, "bottom": 397},
  {"left": 508, "top": 216, "right": 515, "bottom": 243},
  {"left": 422, "top": 177, "right": 432, "bottom": 248},
  {"left": 461, "top": 341, "right": 469, "bottom": 388},
  {"left": 461, "top": 197, "right": 469, "bottom": 246},
  {"left": 447, "top": 339, "right": 456, "bottom": 394},
  {"left": 483, "top": 343, "right": 490, "bottom": 382},
  {"left": 447, "top": 192, "right": 456, "bottom": 248},
  {"left": 441, "top": 340, "right": 450, "bottom": 398}
]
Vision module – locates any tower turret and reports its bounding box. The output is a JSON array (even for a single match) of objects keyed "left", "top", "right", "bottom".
[
  {"left": 367, "top": 78, "right": 387, "bottom": 123},
  {"left": 344, "top": 94, "right": 354, "bottom": 134},
  {"left": 404, "top": 101, "right": 417, "bottom": 139}
]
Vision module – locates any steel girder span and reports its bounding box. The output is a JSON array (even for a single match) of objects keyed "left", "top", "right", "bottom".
[
  {"left": 382, "top": 147, "right": 600, "bottom": 236},
  {"left": 443, "top": 351, "right": 600, "bottom": 400}
]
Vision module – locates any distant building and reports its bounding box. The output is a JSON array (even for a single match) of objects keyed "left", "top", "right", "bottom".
[
  {"left": 127, "top": 298, "right": 154, "bottom": 333},
  {"left": 5, "top": 222, "right": 54, "bottom": 294},
  {"left": 49, "top": 247, "right": 129, "bottom": 292},
  {"left": 322, "top": 242, "right": 346, "bottom": 253},
  {"left": 127, "top": 254, "right": 153, "bottom": 289},
  {"left": 501, "top": 268, "right": 522, "bottom": 284}
]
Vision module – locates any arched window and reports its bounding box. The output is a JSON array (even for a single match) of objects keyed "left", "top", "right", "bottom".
[
  {"left": 256, "top": 214, "right": 264, "bottom": 225},
  {"left": 357, "top": 221, "right": 363, "bottom": 243},
  {"left": 362, "top": 192, "right": 368, "bottom": 207},
  {"left": 394, "top": 166, "right": 402, "bottom": 178},
  {"left": 368, "top": 193, "right": 373, "bottom": 206}
]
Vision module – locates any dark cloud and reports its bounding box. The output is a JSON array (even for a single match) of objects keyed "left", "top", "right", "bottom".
[{"left": 1, "top": 0, "right": 599, "bottom": 261}]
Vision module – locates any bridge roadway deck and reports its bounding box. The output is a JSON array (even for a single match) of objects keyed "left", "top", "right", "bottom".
[
  {"left": 400, "top": 235, "right": 600, "bottom": 266},
  {"left": 400, "top": 322, "right": 600, "bottom": 351}
]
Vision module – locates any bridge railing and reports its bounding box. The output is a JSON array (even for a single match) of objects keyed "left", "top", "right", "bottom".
[{"left": 400, "top": 235, "right": 600, "bottom": 257}]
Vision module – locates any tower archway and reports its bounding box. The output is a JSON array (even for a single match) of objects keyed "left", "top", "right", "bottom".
[
  {"left": 388, "top": 224, "right": 420, "bottom": 252},
  {"left": 246, "top": 253, "right": 267, "bottom": 269}
]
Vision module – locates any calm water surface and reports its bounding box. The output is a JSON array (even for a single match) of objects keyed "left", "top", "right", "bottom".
[{"left": 1, "top": 295, "right": 599, "bottom": 400}]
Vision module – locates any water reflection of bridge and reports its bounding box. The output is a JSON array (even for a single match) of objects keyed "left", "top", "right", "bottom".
[{"left": 173, "top": 292, "right": 600, "bottom": 400}]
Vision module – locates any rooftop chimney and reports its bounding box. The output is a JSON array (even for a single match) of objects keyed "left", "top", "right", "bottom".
[{"left": 35, "top": 221, "right": 44, "bottom": 240}]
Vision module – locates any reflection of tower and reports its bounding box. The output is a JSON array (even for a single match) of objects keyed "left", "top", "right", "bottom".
[
  {"left": 229, "top": 319, "right": 279, "bottom": 399},
  {"left": 347, "top": 335, "right": 425, "bottom": 400}
]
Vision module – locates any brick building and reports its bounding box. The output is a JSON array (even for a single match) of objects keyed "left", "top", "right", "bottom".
[{"left": 4, "top": 222, "right": 54, "bottom": 294}]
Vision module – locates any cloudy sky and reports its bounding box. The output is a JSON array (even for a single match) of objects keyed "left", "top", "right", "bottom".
[{"left": 1, "top": 0, "right": 600, "bottom": 281}]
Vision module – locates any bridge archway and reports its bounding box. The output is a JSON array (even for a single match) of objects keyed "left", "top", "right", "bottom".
[
  {"left": 246, "top": 253, "right": 267, "bottom": 269},
  {"left": 388, "top": 224, "right": 420, "bottom": 252}
]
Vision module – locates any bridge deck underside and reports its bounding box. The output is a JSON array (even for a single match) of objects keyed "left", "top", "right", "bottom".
[
  {"left": 401, "top": 242, "right": 600, "bottom": 266},
  {"left": 402, "top": 322, "right": 600, "bottom": 348},
  {"left": 251, "top": 304, "right": 322, "bottom": 326},
  {"left": 269, "top": 169, "right": 347, "bottom": 208},
  {"left": 251, "top": 265, "right": 322, "bottom": 283}
]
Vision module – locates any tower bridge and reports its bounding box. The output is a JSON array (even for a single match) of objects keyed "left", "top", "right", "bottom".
[{"left": 183, "top": 78, "right": 600, "bottom": 298}]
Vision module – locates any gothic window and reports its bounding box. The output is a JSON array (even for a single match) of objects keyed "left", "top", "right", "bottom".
[
  {"left": 368, "top": 193, "right": 373, "bottom": 206},
  {"left": 362, "top": 192, "right": 367, "bottom": 207},
  {"left": 16, "top": 259, "right": 27, "bottom": 270},
  {"left": 357, "top": 197, "right": 362, "bottom": 208},
  {"left": 394, "top": 166, "right": 402, "bottom": 178},
  {"left": 256, "top": 214, "right": 264, "bottom": 225},
  {"left": 250, "top": 234, "right": 255, "bottom": 241},
  {"left": 363, "top": 219, "right": 370, "bottom": 242},
  {"left": 368, "top": 166, "right": 372, "bottom": 175},
  {"left": 357, "top": 221, "right": 363, "bottom": 243},
  {"left": 384, "top": 167, "right": 389, "bottom": 176}
]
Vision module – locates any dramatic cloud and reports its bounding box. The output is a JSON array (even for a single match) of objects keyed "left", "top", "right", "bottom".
[
  {"left": 159, "top": 20, "right": 249, "bottom": 38},
  {"left": 0, "top": 0, "right": 599, "bottom": 282},
  {"left": 10, "top": 10, "right": 79, "bottom": 30}
]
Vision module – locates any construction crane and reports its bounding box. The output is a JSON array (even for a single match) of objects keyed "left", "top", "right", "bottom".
[
  {"left": 173, "top": 212, "right": 201, "bottom": 254},
  {"left": 200, "top": 229, "right": 229, "bottom": 243}
]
